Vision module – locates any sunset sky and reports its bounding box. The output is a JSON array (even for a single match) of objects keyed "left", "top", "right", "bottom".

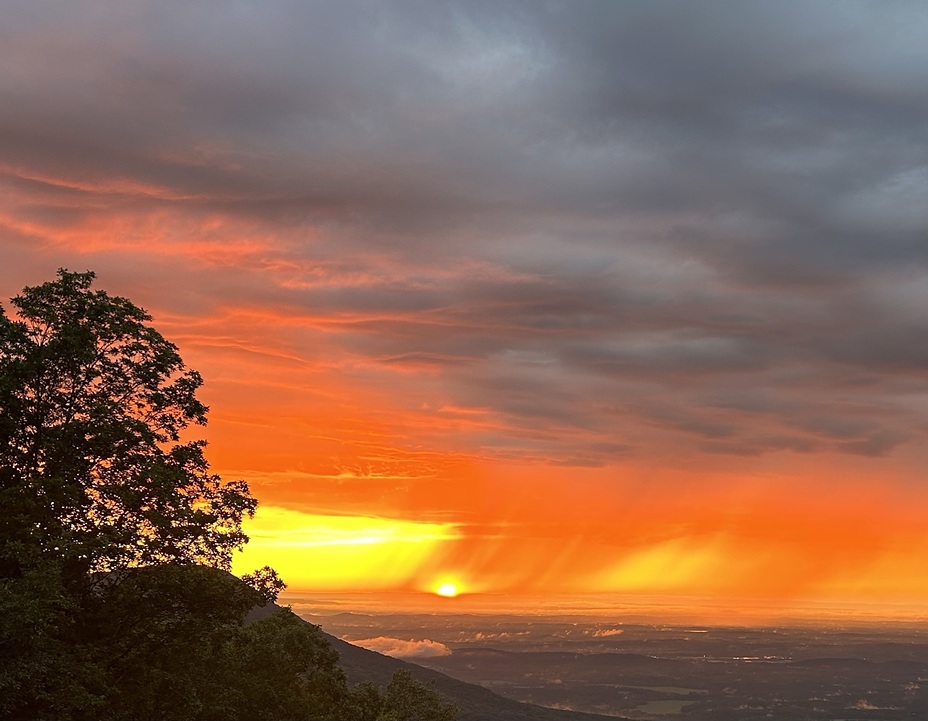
[{"left": 2, "top": 2, "right": 928, "bottom": 613}]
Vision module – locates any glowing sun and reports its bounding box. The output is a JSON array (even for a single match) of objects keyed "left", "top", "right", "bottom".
[{"left": 436, "top": 582, "right": 459, "bottom": 597}]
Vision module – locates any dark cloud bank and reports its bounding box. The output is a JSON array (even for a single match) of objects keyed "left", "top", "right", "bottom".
[{"left": 1, "top": 1, "right": 926, "bottom": 465}]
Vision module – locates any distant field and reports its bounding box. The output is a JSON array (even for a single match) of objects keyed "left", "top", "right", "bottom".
[
  {"left": 302, "top": 606, "right": 928, "bottom": 721},
  {"left": 632, "top": 699, "right": 693, "bottom": 715}
]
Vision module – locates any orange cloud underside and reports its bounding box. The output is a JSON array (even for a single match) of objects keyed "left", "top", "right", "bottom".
[{"left": 10, "top": 220, "right": 928, "bottom": 615}]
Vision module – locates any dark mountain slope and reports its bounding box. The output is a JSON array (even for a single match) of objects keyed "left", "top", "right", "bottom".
[
  {"left": 323, "top": 631, "right": 625, "bottom": 721},
  {"left": 247, "top": 601, "right": 623, "bottom": 720}
]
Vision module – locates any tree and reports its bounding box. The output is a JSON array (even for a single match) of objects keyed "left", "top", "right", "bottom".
[
  {"left": 0, "top": 270, "right": 259, "bottom": 718},
  {"left": 378, "top": 668, "right": 458, "bottom": 721},
  {"left": 206, "top": 607, "right": 357, "bottom": 721},
  {"left": 241, "top": 564, "right": 287, "bottom": 604},
  {"left": 88, "top": 564, "right": 268, "bottom": 721},
  {"left": 0, "top": 269, "right": 256, "bottom": 586}
]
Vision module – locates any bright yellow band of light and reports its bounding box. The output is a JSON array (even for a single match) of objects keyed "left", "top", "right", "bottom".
[{"left": 232, "top": 505, "right": 460, "bottom": 591}]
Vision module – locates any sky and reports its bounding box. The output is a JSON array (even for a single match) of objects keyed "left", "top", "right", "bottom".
[{"left": 2, "top": 1, "right": 928, "bottom": 613}]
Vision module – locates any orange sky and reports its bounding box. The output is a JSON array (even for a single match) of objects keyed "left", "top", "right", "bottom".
[
  {"left": 3, "top": 3, "right": 928, "bottom": 618},
  {"left": 171, "top": 299, "right": 928, "bottom": 607}
]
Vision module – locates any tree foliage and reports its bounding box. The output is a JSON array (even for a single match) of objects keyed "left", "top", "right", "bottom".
[
  {"left": 241, "top": 564, "right": 287, "bottom": 604},
  {"left": 378, "top": 668, "right": 458, "bottom": 721},
  {"left": 88, "top": 569, "right": 356, "bottom": 721},
  {"left": 0, "top": 269, "right": 255, "bottom": 585}
]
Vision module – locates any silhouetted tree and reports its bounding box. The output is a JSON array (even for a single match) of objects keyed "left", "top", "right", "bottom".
[
  {"left": 206, "top": 607, "right": 358, "bottom": 721},
  {"left": 0, "top": 270, "right": 260, "bottom": 719},
  {"left": 0, "top": 269, "right": 255, "bottom": 588},
  {"left": 242, "top": 564, "right": 287, "bottom": 604},
  {"left": 379, "top": 668, "right": 458, "bottom": 721},
  {"left": 90, "top": 565, "right": 265, "bottom": 721}
]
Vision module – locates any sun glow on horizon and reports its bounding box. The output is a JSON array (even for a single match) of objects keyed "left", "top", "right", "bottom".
[
  {"left": 436, "top": 582, "right": 459, "bottom": 597},
  {"left": 232, "top": 505, "right": 461, "bottom": 590},
  {"left": 223, "top": 465, "right": 928, "bottom": 614}
]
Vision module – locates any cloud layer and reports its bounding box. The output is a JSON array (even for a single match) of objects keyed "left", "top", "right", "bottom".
[
  {"left": 2, "top": 2, "right": 928, "bottom": 596},
  {"left": 3, "top": 2, "right": 925, "bottom": 469},
  {"left": 351, "top": 636, "right": 452, "bottom": 659}
]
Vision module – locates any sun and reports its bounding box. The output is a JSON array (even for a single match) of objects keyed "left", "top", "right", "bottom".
[{"left": 436, "top": 582, "right": 459, "bottom": 598}]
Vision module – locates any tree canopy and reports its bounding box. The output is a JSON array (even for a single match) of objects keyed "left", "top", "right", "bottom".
[
  {"left": 0, "top": 269, "right": 255, "bottom": 586},
  {"left": 0, "top": 270, "right": 456, "bottom": 720}
]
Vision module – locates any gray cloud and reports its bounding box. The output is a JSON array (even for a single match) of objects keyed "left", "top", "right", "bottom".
[{"left": 1, "top": 0, "right": 927, "bottom": 467}]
